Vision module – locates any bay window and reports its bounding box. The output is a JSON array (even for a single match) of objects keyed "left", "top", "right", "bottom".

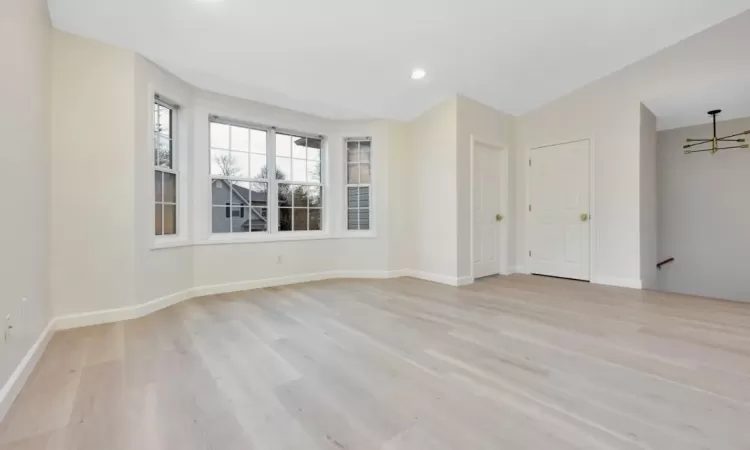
[
  {"left": 346, "top": 138, "right": 372, "bottom": 231},
  {"left": 154, "top": 97, "right": 178, "bottom": 236}
]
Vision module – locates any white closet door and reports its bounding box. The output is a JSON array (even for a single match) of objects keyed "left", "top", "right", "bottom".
[{"left": 529, "top": 140, "right": 590, "bottom": 280}]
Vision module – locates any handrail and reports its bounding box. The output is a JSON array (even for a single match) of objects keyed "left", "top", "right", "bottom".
[{"left": 657, "top": 257, "right": 675, "bottom": 270}]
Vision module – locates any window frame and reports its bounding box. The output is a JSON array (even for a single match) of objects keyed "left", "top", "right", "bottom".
[
  {"left": 154, "top": 95, "right": 179, "bottom": 239},
  {"left": 207, "top": 115, "right": 327, "bottom": 241},
  {"left": 344, "top": 137, "right": 374, "bottom": 234}
]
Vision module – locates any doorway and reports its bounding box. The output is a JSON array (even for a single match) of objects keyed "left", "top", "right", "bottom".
[
  {"left": 471, "top": 140, "right": 509, "bottom": 279},
  {"left": 528, "top": 140, "right": 591, "bottom": 281}
]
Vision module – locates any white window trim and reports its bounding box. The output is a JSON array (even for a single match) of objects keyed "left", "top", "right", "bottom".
[
  {"left": 151, "top": 88, "right": 190, "bottom": 249},
  {"left": 207, "top": 115, "right": 328, "bottom": 240},
  {"left": 344, "top": 137, "right": 376, "bottom": 237}
]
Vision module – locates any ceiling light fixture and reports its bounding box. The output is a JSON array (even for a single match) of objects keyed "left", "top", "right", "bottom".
[
  {"left": 411, "top": 68, "right": 426, "bottom": 80},
  {"left": 683, "top": 110, "right": 750, "bottom": 154}
]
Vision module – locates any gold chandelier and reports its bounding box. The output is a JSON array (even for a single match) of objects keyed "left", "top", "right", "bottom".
[{"left": 683, "top": 110, "right": 750, "bottom": 154}]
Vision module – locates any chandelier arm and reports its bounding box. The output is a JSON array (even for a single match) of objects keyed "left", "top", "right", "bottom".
[
  {"left": 718, "top": 130, "right": 750, "bottom": 140},
  {"left": 683, "top": 140, "right": 713, "bottom": 149},
  {"left": 717, "top": 138, "right": 746, "bottom": 142},
  {"left": 686, "top": 144, "right": 749, "bottom": 154}
]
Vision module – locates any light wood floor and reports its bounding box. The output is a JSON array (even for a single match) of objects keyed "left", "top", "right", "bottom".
[{"left": 2, "top": 275, "right": 750, "bottom": 449}]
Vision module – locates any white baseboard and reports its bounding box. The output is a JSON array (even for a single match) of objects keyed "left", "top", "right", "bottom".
[
  {"left": 592, "top": 276, "right": 643, "bottom": 290},
  {"left": 457, "top": 276, "right": 474, "bottom": 286},
  {"left": 510, "top": 265, "right": 527, "bottom": 274},
  {"left": 55, "top": 270, "right": 410, "bottom": 330},
  {"left": 0, "top": 321, "right": 55, "bottom": 422}
]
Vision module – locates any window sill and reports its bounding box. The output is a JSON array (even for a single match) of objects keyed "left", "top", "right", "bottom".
[{"left": 152, "top": 235, "right": 192, "bottom": 250}]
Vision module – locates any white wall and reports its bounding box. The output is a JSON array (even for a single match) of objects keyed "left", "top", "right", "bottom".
[
  {"left": 50, "top": 31, "right": 137, "bottom": 316},
  {"left": 406, "top": 98, "right": 459, "bottom": 279},
  {"left": 515, "top": 11, "right": 750, "bottom": 288},
  {"left": 133, "top": 57, "right": 195, "bottom": 305},
  {"left": 640, "top": 104, "right": 658, "bottom": 289},
  {"left": 657, "top": 117, "right": 750, "bottom": 302},
  {"left": 0, "top": 0, "right": 52, "bottom": 401},
  {"left": 456, "top": 96, "right": 516, "bottom": 278}
]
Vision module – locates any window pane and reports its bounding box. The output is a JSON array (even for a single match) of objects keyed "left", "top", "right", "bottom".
[
  {"left": 251, "top": 129, "right": 267, "bottom": 154},
  {"left": 347, "top": 141, "right": 359, "bottom": 163},
  {"left": 230, "top": 151, "right": 250, "bottom": 178},
  {"left": 347, "top": 209, "right": 359, "bottom": 230},
  {"left": 212, "top": 206, "right": 231, "bottom": 233},
  {"left": 292, "top": 137, "right": 307, "bottom": 159},
  {"left": 155, "top": 204, "right": 163, "bottom": 235},
  {"left": 164, "top": 172, "right": 177, "bottom": 203},
  {"left": 307, "top": 160, "right": 321, "bottom": 183},
  {"left": 164, "top": 204, "right": 177, "bottom": 235},
  {"left": 250, "top": 182, "right": 268, "bottom": 206},
  {"left": 154, "top": 171, "right": 163, "bottom": 202},
  {"left": 308, "top": 186, "right": 322, "bottom": 207},
  {"left": 156, "top": 135, "right": 172, "bottom": 168},
  {"left": 278, "top": 183, "right": 292, "bottom": 207},
  {"left": 279, "top": 208, "right": 292, "bottom": 231},
  {"left": 347, "top": 187, "right": 359, "bottom": 208},
  {"left": 358, "top": 186, "right": 370, "bottom": 208},
  {"left": 211, "top": 149, "right": 232, "bottom": 176},
  {"left": 211, "top": 179, "right": 230, "bottom": 205},
  {"left": 249, "top": 207, "right": 268, "bottom": 232},
  {"left": 309, "top": 208, "right": 322, "bottom": 231},
  {"left": 360, "top": 141, "right": 371, "bottom": 162},
  {"left": 293, "top": 185, "right": 308, "bottom": 207},
  {"left": 293, "top": 208, "right": 308, "bottom": 231},
  {"left": 210, "top": 123, "right": 230, "bottom": 149},
  {"left": 230, "top": 207, "right": 250, "bottom": 233},
  {"left": 359, "top": 209, "right": 370, "bottom": 230},
  {"left": 348, "top": 164, "right": 359, "bottom": 184},
  {"left": 292, "top": 159, "right": 306, "bottom": 182},
  {"left": 230, "top": 126, "right": 249, "bottom": 151},
  {"left": 230, "top": 181, "right": 251, "bottom": 206},
  {"left": 157, "top": 106, "right": 171, "bottom": 135},
  {"left": 276, "top": 134, "right": 291, "bottom": 157},
  {"left": 276, "top": 157, "right": 291, "bottom": 180},
  {"left": 360, "top": 163, "right": 371, "bottom": 184},
  {"left": 308, "top": 147, "right": 321, "bottom": 161},
  {"left": 250, "top": 153, "right": 267, "bottom": 179}
]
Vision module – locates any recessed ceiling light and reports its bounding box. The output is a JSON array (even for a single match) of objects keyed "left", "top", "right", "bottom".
[{"left": 411, "top": 68, "right": 426, "bottom": 80}]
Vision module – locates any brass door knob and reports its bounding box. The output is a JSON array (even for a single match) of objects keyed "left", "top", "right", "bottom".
[
  {"left": 580, "top": 213, "right": 589, "bottom": 222},
  {"left": 496, "top": 214, "right": 504, "bottom": 222}
]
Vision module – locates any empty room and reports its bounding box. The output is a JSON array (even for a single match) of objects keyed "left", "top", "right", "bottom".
[{"left": 3, "top": 0, "right": 750, "bottom": 448}]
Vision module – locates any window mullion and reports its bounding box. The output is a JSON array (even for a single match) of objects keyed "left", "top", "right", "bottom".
[{"left": 268, "top": 128, "right": 278, "bottom": 233}]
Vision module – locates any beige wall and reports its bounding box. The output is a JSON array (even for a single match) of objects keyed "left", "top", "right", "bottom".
[
  {"left": 516, "top": 11, "right": 750, "bottom": 288},
  {"left": 0, "top": 0, "right": 52, "bottom": 408},
  {"left": 640, "top": 104, "right": 658, "bottom": 289},
  {"left": 657, "top": 117, "right": 750, "bottom": 302},
  {"left": 406, "top": 97, "right": 459, "bottom": 279},
  {"left": 456, "top": 96, "right": 516, "bottom": 278},
  {"left": 50, "top": 31, "right": 136, "bottom": 316}
]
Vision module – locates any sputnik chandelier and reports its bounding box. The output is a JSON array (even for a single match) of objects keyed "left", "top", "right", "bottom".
[{"left": 683, "top": 109, "right": 750, "bottom": 154}]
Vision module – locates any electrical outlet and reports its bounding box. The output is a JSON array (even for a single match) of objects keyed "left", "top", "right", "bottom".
[{"left": 4, "top": 314, "right": 11, "bottom": 343}]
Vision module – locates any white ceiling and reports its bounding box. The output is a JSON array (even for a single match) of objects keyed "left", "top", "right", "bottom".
[
  {"left": 48, "top": 0, "right": 750, "bottom": 121},
  {"left": 645, "top": 79, "right": 750, "bottom": 130}
]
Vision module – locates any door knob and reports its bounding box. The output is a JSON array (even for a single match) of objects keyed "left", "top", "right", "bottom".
[
  {"left": 580, "top": 213, "right": 589, "bottom": 222},
  {"left": 496, "top": 214, "right": 504, "bottom": 222}
]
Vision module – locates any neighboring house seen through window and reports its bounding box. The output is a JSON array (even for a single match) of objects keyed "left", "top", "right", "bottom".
[
  {"left": 154, "top": 97, "right": 178, "bottom": 236},
  {"left": 346, "top": 138, "right": 371, "bottom": 231}
]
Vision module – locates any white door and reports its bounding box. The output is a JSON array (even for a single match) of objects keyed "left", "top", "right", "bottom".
[
  {"left": 473, "top": 142, "right": 508, "bottom": 279},
  {"left": 529, "top": 140, "right": 590, "bottom": 280}
]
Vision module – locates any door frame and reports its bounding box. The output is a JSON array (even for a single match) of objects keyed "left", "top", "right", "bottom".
[
  {"left": 470, "top": 135, "right": 510, "bottom": 281},
  {"left": 524, "top": 138, "right": 596, "bottom": 281}
]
